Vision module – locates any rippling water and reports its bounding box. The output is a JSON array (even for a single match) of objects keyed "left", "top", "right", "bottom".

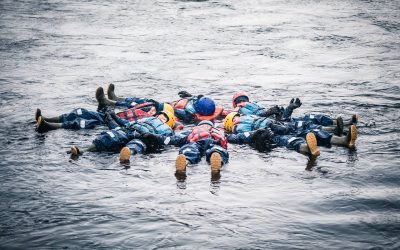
[{"left": 1, "top": 0, "right": 399, "bottom": 249}]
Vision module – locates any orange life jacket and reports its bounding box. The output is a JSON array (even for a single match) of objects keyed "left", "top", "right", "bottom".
[{"left": 194, "top": 105, "right": 223, "bottom": 121}]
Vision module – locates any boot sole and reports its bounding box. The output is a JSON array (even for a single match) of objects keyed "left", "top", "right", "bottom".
[
  {"left": 36, "top": 116, "right": 46, "bottom": 133},
  {"left": 35, "top": 108, "right": 41, "bottom": 122},
  {"left": 70, "top": 146, "right": 79, "bottom": 156},
  {"left": 348, "top": 125, "right": 358, "bottom": 149},
  {"left": 119, "top": 147, "right": 131, "bottom": 163},
  {"left": 176, "top": 154, "right": 187, "bottom": 173},
  {"left": 306, "top": 133, "right": 320, "bottom": 157},
  {"left": 210, "top": 152, "right": 222, "bottom": 172}
]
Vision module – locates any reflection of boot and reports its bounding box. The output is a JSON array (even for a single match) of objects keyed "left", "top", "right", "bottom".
[
  {"left": 175, "top": 154, "right": 188, "bottom": 174},
  {"left": 210, "top": 152, "right": 222, "bottom": 173},
  {"left": 36, "top": 116, "right": 62, "bottom": 133},
  {"left": 304, "top": 133, "right": 320, "bottom": 158},
  {"left": 347, "top": 125, "right": 358, "bottom": 149},
  {"left": 107, "top": 84, "right": 125, "bottom": 101},
  {"left": 119, "top": 147, "right": 131, "bottom": 163},
  {"left": 96, "top": 87, "right": 116, "bottom": 110}
]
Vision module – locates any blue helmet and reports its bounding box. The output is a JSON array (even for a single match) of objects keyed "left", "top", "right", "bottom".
[
  {"left": 198, "top": 120, "right": 214, "bottom": 127},
  {"left": 194, "top": 97, "right": 216, "bottom": 116}
]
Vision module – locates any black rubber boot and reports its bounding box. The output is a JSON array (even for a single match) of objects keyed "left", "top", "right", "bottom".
[
  {"left": 36, "top": 116, "right": 62, "bottom": 133},
  {"left": 35, "top": 108, "right": 61, "bottom": 123},
  {"left": 96, "top": 87, "right": 116, "bottom": 111},
  {"left": 334, "top": 116, "right": 344, "bottom": 136},
  {"left": 107, "top": 84, "right": 125, "bottom": 101}
]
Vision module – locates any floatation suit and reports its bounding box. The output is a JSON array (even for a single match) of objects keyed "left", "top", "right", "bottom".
[
  {"left": 233, "top": 115, "right": 273, "bottom": 133},
  {"left": 92, "top": 116, "right": 173, "bottom": 153},
  {"left": 187, "top": 126, "right": 228, "bottom": 149},
  {"left": 128, "top": 117, "right": 174, "bottom": 136},
  {"left": 179, "top": 125, "right": 229, "bottom": 165},
  {"left": 233, "top": 115, "right": 291, "bottom": 135},
  {"left": 237, "top": 102, "right": 266, "bottom": 116}
]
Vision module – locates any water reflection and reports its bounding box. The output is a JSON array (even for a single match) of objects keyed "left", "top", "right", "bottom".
[
  {"left": 210, "top": 172, "right": 221, "bottom": 195},
  {"left": 305, "top": 157, "right": 318, "bottom": 171}
]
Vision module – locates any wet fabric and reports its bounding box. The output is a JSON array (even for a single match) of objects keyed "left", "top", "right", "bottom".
[
  {"left": 237, "top": 102, "right": 267, "bottom": 116},
  {"left": 59, "top": 108, "right": 105, "bottom": 130},
  {"left": 233, "top": 115, "right": 291, "bottom": 135},
  {"left": 178, "top": 140, "right": 229, "bottom": 165},
  {"left": 93, "top": 128, "right": 130, "bottom": 152}
]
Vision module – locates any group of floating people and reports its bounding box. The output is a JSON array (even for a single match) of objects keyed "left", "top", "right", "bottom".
[{"left": 35, "top": 84, "right": 358, "bottom": 177}]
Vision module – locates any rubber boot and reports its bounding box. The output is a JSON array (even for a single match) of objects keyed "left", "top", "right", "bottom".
[
  {"left": 343, "top": 114, "right": 360, "bottom": 125},
  {"left": 335, "top": 116, "right": 344, "bottom": 136},
  {"left": 347, "top": 124, "right": 358, "bottom": 149},
  {"left": 36, "top": 116, "right": 62, "bottom": 133},
  {"left": 175, "top": 154, "right": 188, "bottom": 174},
  {"left": 96, "top": 87, "right": 116, "bottom": 110},
  {"left": 299, "top": 133, "right": 320, "bottom": 158},
  {"left": 330, "top": 124, "right": 357, "bottom": 149},
  {"left": 35, "top": 108, "right": 60, "bottom": 123},
  {"left": 210, "top": 152, "right": 222, "bottom": 173},
  {"left": 68, "top": 146, "right": 81, "bottom": 156},
  {"left": 35, "top": 108, "right": 41, "bottom": 122},
  {"left": 107, "top": 84, "right": 125, "bottom": 101},
  {"left": 119, "top": 147, "right": 131, "bottom": 163}
]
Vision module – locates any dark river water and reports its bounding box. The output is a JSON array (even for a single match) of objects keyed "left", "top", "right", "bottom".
[{"left": 1, "top": 0, "right": 399, "bottom": 249}]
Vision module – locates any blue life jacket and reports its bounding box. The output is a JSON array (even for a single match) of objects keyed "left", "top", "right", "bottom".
[
  {"left": 233, "top": 115, "right": 273, "bottom": 133},
  {"left": 238, "top": 102, "right": 265, "bottom": 116},
  {"left": 128, "top": 117, "right": 173, "bottom": 136}
]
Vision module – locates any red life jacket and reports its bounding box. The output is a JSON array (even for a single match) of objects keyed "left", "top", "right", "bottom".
[
  {"left": 116, "top": 102, "right": 155, "bottom": 122},
  {"left": 187, "top": 126, "right": 228, "bottom": 149}
]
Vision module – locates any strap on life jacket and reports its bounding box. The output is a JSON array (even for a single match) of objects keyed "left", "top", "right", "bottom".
[
  {"left": 174, "top": 99, "right": 189, "bottom": 110},
  {"left": 194, "top": 105, "right": 223, "bottom": 121},
  {"left": 117, "top": 108, "right": 150, "bottom": 122},
  {"left": 187, "top": 126, "right": 227, "bottom": 149},
  {"left": 116, "top": 102, "right": 155, "bottom": 122}
]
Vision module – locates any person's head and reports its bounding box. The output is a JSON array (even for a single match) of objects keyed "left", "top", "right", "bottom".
[
  {"left": 223, "top": 112, "right": 240, "bottom": 132},
  {"left": 162, "top": 103, "right": 174, "bottom": 116},
  {"left": 197, "top": 120, "right": 214, "bottom": 128},
  {"left": 158, "top": 110, "right": 176, "bottom": 128},
  {"left": 232, "top": 91, "right": 250, "bottom": 108},
  {"left": 194, "top": 96, "right": 216, "bottom": 116}
]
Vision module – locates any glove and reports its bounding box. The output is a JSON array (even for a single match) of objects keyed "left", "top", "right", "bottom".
[
  {"left": 288, "top": 98, "right": 302, "bottom": 110},
  {"left": 250, "top": 128, "right": 276, "bottom": 152},
  {"left": 178, "top": 91, "right": 193, "bottom": 98},
  {"left": 139, "top": 132, "right": 163, "bottom": 152},
  {"left": 265, "top": 105, "right": 284, "bottom": 117}
]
